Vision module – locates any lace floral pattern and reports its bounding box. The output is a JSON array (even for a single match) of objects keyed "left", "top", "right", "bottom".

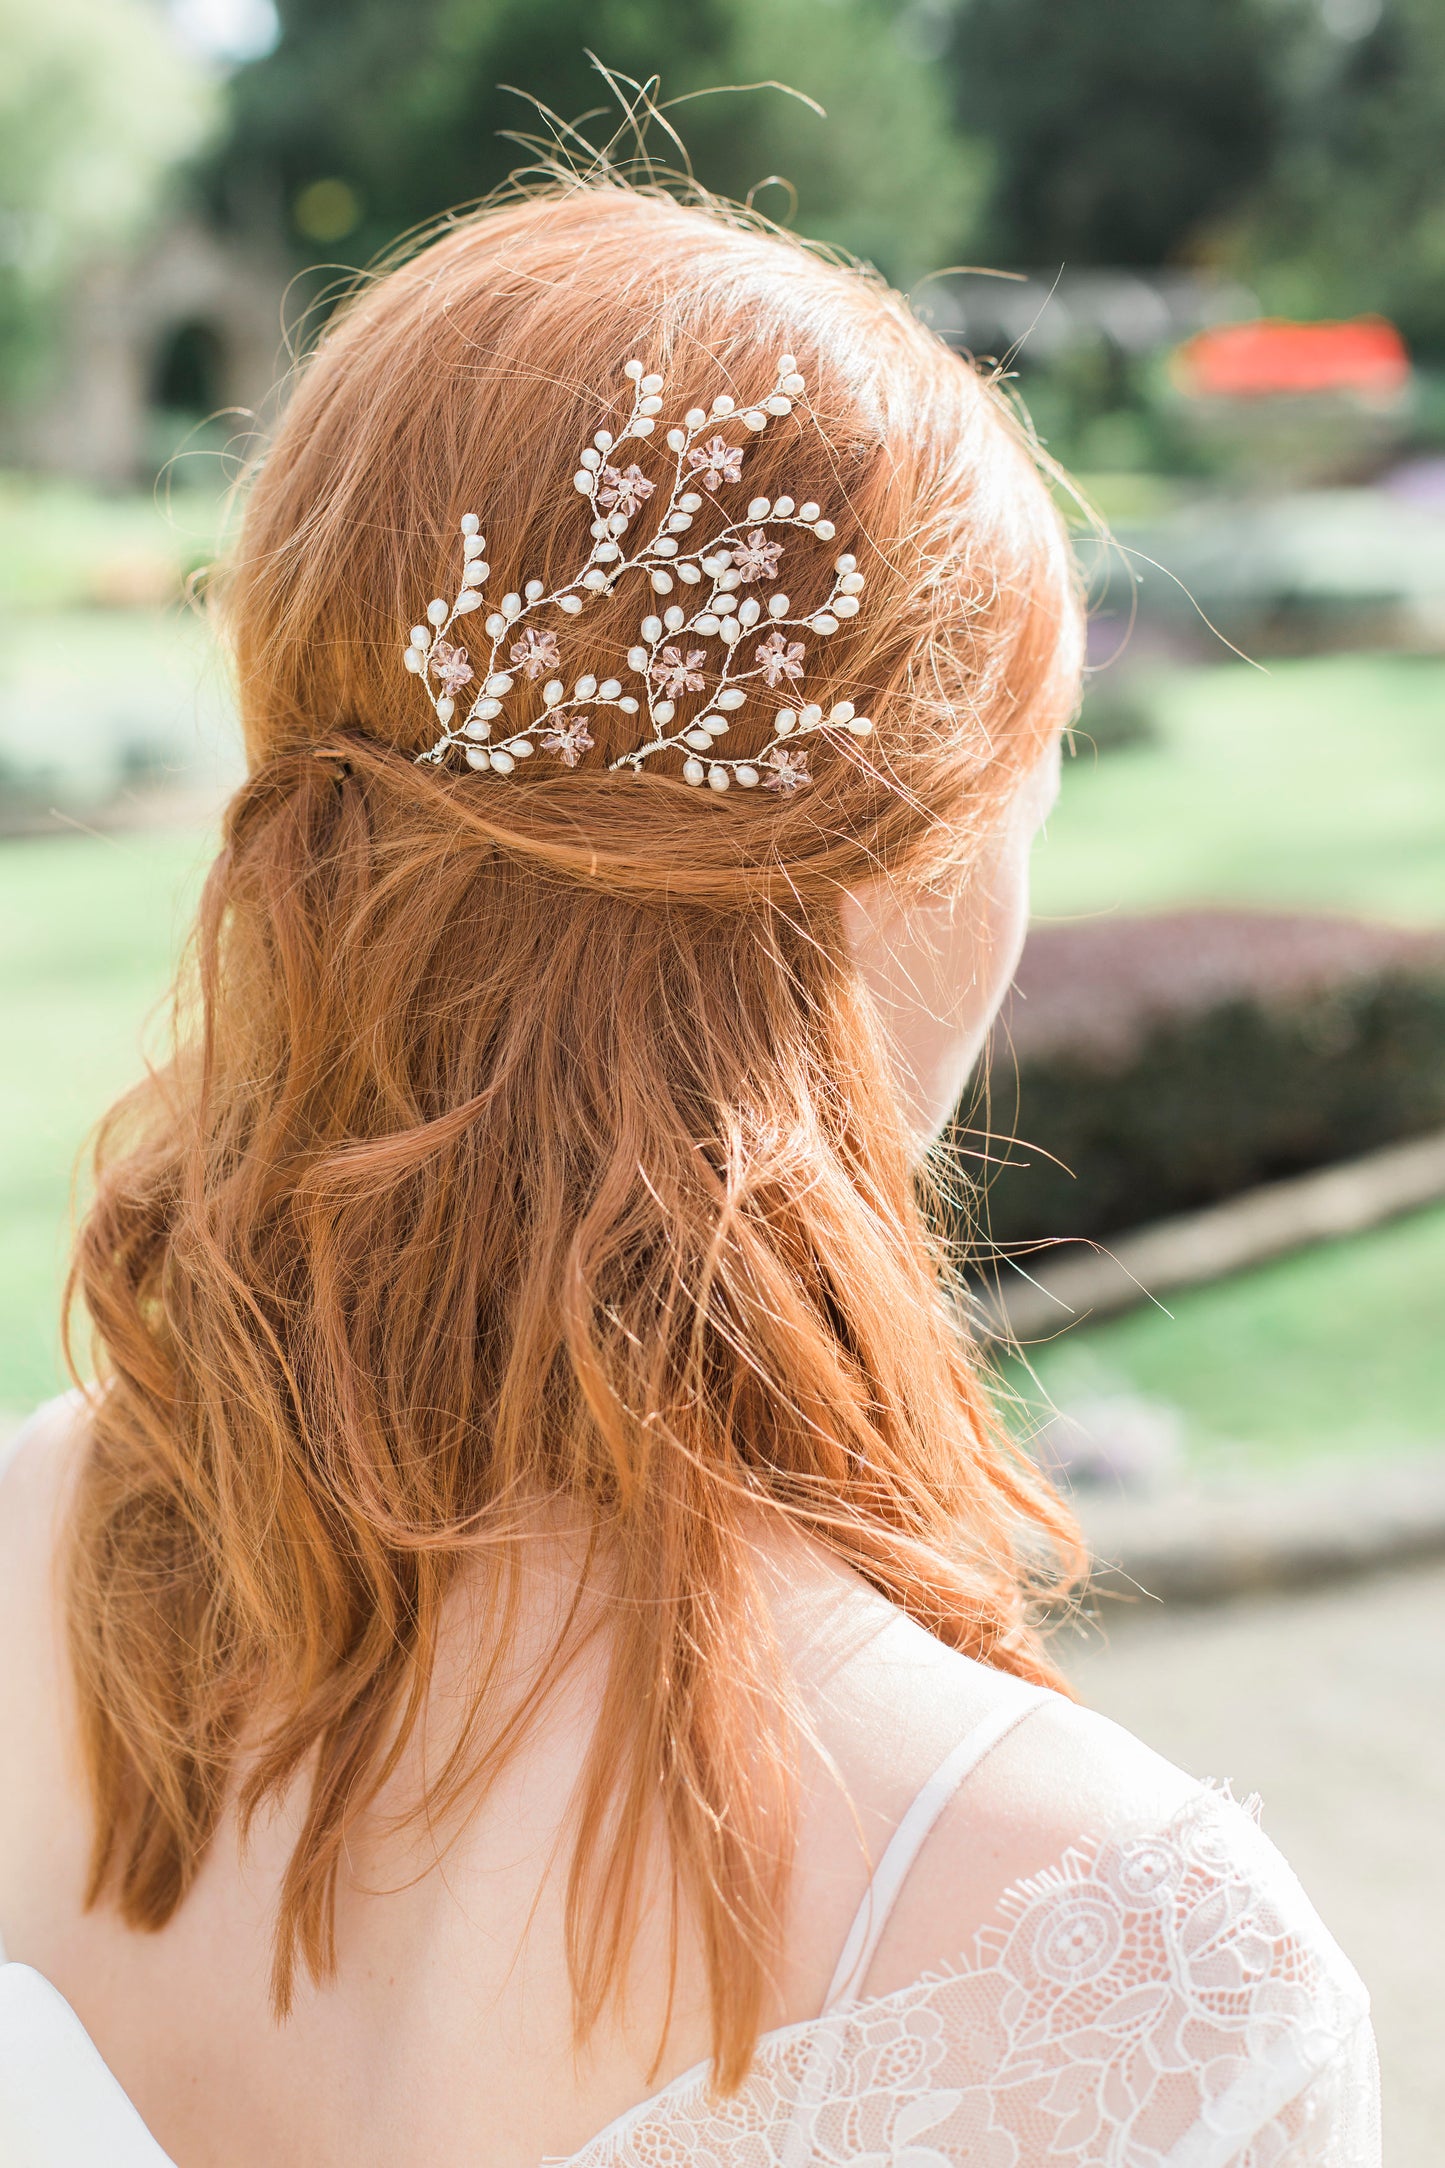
[{"left": 556, "top": 1788, "right": 1378, "bottom": 2167}]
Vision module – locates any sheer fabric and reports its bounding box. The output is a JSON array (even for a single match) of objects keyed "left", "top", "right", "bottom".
[{"left": 550, "top": 1786, "right": 1379, "bottom": 2168}]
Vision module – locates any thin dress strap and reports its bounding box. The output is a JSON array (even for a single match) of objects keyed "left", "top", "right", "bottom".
[{"left": 820, "top": 1684, "right": 1049, "bottom": 2014}]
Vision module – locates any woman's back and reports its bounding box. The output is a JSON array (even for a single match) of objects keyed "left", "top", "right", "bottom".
[{"left": 1, "top": 1395, "right": 1375, "bottom": 2166}]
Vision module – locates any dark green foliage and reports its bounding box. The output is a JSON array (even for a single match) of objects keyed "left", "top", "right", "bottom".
[
  {"left": 942, "top": 0, "right": 1288, "bottom": 267},
  {"left": 956, "top": 911, "right": 1445, "bottom": 1248},
  {"left": 211, "top": 0, "right": 981, "bottom": 290}
]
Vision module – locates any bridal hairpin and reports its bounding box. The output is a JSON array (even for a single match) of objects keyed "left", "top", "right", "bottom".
[{"left": 403, "top": 354, "right": 872, "bottom": 792}]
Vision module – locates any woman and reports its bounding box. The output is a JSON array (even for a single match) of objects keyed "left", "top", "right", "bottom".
[{"left": 0, "top": 186, "right": 1377, "bottom": 2165}]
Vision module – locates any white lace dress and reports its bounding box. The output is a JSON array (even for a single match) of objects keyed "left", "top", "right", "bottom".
[{"left": 0, "top": 1702, "right": 1380, "bottom": 2167}]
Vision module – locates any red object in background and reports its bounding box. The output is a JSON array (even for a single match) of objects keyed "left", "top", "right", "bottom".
[{"left": 1172, "top": 314, "right": 1410, "bottom": 400}]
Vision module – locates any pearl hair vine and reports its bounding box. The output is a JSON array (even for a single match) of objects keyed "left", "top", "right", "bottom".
[{"left": 403, "top": 352, "right": 873, "bottom": 793}]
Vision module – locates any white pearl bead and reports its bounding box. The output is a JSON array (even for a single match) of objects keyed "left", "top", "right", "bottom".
[
  {"left": 455, "top": 590, "right": 482, "bottom": 613},
  {"left": 682, "top": 758, "right": 706, "bottom": 786},
  {"left": 744, "top": 410, "right": 767, "bottom": 430},
  {"left": 664, "top": 605, "right": 685, "bottom": 629},
  {"left": 694, "top": 614, "right": 720, "bottom": 636},
  {"left": 800, "top": 704, "right": 823, "bottom": 728},
  {"left": 768, "top": 594, "right": 790, "bottom": 617},
  {"left": 811, "top": 613, "right": 839, "bottom": 634},
  {"left": 580, "top": 449, "right": 601, "bottom": 471},
  {"left": 666, "top": 428, "right": 686, "bottom": 452},
  {"left": 798, "top": 501, "right": 820, "bottom": 521},
  {"left": 641, "top": 616, "right": 663, "bottom": 641},
  {"left": 485, "top": 613, "right": 507, "bottom": 638},
  {"left": 594, "top": 542, "right": 620, "bottom": 562},
  {"left": 474, "top": 698, "right": 502, "bottom": 719},
  {"left": 736, "top": 764, "right": 760, "bottom": 788},
  {"left": 781, "top": 373, "right": 805, "bottom": 395},
  {"left": 599, "top": 678, "right": 621, "bottom": 698},
  {"left": 680, "top": 492, "right": 702, "bottom": 512},
  {"left": 543, "top": 681, "right": 564, "bottom": 705},
  {"left": 708, "top": 766, "right": 730, "bottom": 791},
  {"left": 465, "top": 746, "right": 491, "bottom": 771},
  {"left": 410, "top": 626, "right": 430, "bottom": 648},
  {"left": 573, "top": 471, "right": 594, "bottom": 494},
  {"left": 558, "top": 595, "right": 583, "bottom": 615},
  {"left": 738, "top": 598, "right": 760, "bottom": 628},
  {"left": 628, "top": 645, "right": 650, "bottom": 670},
  {"left": 632, "top": 416, "right": 655, "bottom": 436},
  {"left": 775, "top": 711, "right": 796, "bottom": 735},
  {"left": 463, "top": 533, "right": 486, "bottom": 556},
  {"left": 847, "top": 715, "right": 873, "bottom": 736},
  {"left": 654, "top": 537, "right": 678, "bottom": 557},
  {"left": 583, "top": 569, "right": 608, "bottom": 592},
  {"left": 655, "top": 699, "right": 676, "bottom": 723},
  {"left": 836, "top": 552, "right": 857, "bottom": 573},
  {"left": 677, "top": 564, "right": 702, "bottom": 584},
  {"left": 717, "top": 688, "right": 746, "bottom": 710},
  {"left": 765, "top": 396, "right": 792, "bottom": 417},
  {"left": 712, "top": 394, "right": 735, "bottom": 415},
  {"left": 685, "top": 409, "right": 707, "bottom": 429},
  {"left": 650, "top": 569, "right": 673, "bottom": 592},
  {"left": 684, "top": 728, "right": 713, "bottom": 751},
  {"left": 595, "top": 430, "right": 613, "bottom": 450},
  {"left": 461, "top": 513, "right": 480, "bottom": 535},
  {"left": 618, "top": 696, "right": 639, "bottom": 713},
  {"left": 525, "top": 579, "right": 544, "bottom": 600},
  {"left": 779, "top": 352, "right": 797, "bottom": 372},
  {"left": 427, "top": 598, "right": 448, "bottom": 625},
  {"left": 704, "top": 715, "right": 729, "bottom": 736},
  {"left": 490, "top": 748, "right": 516, "bottom": 774},
  {"left": 576, "top": 674, "right": 597, "bottom": 698},
  {"left": 502, "top": 593, "right": 522, "bottom": 617},
  {"left": 829, "top": 700, "right": 855, "bottom": 722},
  {"left": 638, "top": 395, "right": 663, "bottom": 416},
  {"left": 813, "top": 519, "right": 836, "bottom": 540},
  {"left": 623, "top": 360, "right": 643, "bottom": 381},
  {"left": 668, "top": 512, "right": 693, "bottom": 532},
  {"left": 640, "top": 372, "right": 664, "bottom": 394},
  {"left": 485, "top": 673, "right": 512, "bottom": 695},
  {"left": 403, "top": 648, "right": 423, "bottom": 673},
  {"left": 839, "top": 571, "right": 865, "bottom": 593},
  {"left": 436, "top": 696, "right": 455, "bottom": 724},
  {"left": 512, "top": 739, "right": 533, "bottom": 756},
  {"left": 748, "top": 496, "right": 771, "bottom": 520},
  {"left": 463, "top": 719, "right": 491, "bottom": 741},
  {"left": 833, "top": 595, "right": 859, "bottom": 617},
  {"left": 718, "top": 620, "right": 740, "bottom": 643},
  {"left": 773, "top": 495, "right": 795, "bottom": 517}
]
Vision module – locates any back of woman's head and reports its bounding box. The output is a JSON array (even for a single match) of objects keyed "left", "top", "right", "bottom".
[{"left": 68, "top": 182, "right": 1084, "bottom": 2087}]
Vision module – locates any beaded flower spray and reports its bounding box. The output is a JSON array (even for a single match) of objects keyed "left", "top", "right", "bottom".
[{"left": 403, "top": 353, "right": 872, "bottom": 792}]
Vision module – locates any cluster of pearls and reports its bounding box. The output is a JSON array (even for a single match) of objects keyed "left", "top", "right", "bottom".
[{"left": 404, "top": 354, "right": 873, "bottom": 789}]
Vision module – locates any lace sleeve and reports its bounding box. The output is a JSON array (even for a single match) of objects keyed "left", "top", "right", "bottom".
[{"left": 562, "top": 1787, "right": 1379, "bottom": 2167}]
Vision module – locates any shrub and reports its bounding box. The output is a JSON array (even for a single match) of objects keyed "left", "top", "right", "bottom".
[{"left": 952, "top": 910, "right": 1445, "bottom": 1250}]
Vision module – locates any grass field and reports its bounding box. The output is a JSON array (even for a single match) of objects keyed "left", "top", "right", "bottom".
[{"left": 1, "top": 646, "right": 1442, "bottom": 1455}]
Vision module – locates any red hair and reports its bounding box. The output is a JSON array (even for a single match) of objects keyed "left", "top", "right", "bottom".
[{"left": 66, "top": 184, "right": 1084, "bottom": 2089}]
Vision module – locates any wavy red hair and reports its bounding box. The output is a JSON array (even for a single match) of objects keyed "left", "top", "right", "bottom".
[{"left": 66, "top": 183, "right": 1085, "bottom": 2089}]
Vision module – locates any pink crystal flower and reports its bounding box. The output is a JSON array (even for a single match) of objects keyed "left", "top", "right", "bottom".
[
  {"left": 509, "top": 626, "right": 562, "bottom": 679},
  {"left": 731, "top": 529, "right": 783, "bottom": 583},
  {"left": 754, "top": 630, "right": 805, "bottom": 688},
  {"left": 427, "top": 640, "right": 474, "bottom": 697},
  {"left": 686, "top": 435, "right": 745, "bottom": 492},
  {"left": 763, "top": 746, "right": 811, "bottom": 792},
  {"left": 540, "top": 719, "right": 595, "bottom": 769},
  {"left": 596, "top": 462, "right": 654, "bottom": 515},
  {"left": 649, "top": 645, "right": 708, "bottom": 698}
]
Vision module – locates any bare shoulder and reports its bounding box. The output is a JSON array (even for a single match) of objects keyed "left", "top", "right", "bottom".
[{"left": 0, "top": 1389, "right": 93, "bottom": 1579}]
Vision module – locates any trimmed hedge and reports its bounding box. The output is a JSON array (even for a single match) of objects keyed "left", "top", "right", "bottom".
[{"left": 951, "top": 910, "right": 1445, "bottom": 1249}]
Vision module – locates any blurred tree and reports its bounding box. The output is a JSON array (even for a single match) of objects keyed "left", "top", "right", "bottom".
[
  {"left": 0, "top": 0, "right": 216, "bottom": 401},
  {"left": 939, "top": 0, "right": 1289, "bottom": 267},
  {"left": 1226, "top": 0, "right": 1445, "bottom": 357},
  {"left": 211, "top": 0, "right": 983, "bottom": 290}
]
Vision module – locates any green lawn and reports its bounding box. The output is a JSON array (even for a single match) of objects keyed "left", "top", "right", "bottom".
[
  {"left": 1, "top": 647, "right": 1442, "bottom": 1455},
  {"left": 1038, "top": 653, "right": 1445, "bottom": 927},
  {"left": 1005, "top": 1201, "right": 1445, "bottom": 1472}
]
